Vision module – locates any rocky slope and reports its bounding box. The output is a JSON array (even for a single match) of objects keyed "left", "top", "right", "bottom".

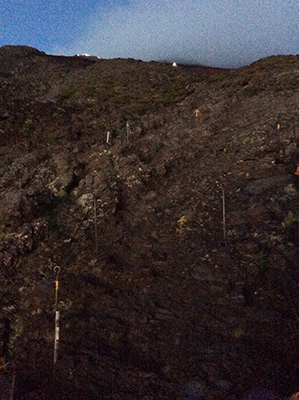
[{"left": 0, "top": 45, "right": 298, "bottom": 399}]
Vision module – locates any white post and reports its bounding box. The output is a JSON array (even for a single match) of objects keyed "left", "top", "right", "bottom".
[
  {"left": 54, "top": 311, "right": 60, "bottom": 364},
  {"left": 53, "top": 266, "right": 60, "bottom": 366}
]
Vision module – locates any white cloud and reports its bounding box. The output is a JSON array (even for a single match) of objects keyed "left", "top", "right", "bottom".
[{"left": 53, "top": 0, "right": 299, "bottom": 67}]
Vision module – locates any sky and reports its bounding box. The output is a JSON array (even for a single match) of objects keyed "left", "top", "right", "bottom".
[{"left": 0, "top": 0, "right": 298, "bottom": 68}]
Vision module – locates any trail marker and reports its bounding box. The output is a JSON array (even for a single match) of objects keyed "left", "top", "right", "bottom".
[
  {"left": 53, "top": 266, "right": 61, "bottom": 365},
  {"left": 122, "top": 122, "right": 130, "bottom": 145},
  {"left": 126, "top": 122, "right": 130, "bottom": 143},
  {"left": 54, "top": 311, "right": 60, "bottom": 365},
  {"left": 93, "top": 194, "right": 98, "bottom": 254},
  {"left": 222, "top": 187, "right": 227, "bottom": 247},
  {"left": 9, "top": 371, "right": 16, "bottom": 400}
]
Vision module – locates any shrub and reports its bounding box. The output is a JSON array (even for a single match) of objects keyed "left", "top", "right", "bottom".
[{"left": 283, "top": 211, "right": 299, "bottom": 228}]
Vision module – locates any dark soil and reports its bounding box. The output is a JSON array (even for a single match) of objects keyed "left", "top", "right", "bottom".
[{"left": 0, "top": 46, "right": 298, "bottom": 400}]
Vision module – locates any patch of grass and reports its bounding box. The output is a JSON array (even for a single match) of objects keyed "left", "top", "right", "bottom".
[
  {"left": 251, "top": 251, "right": 266, "bottom": 264},
  {"left": 11, "top": 319, "right": 25, "bottom": 346},
  {"left": 55, "top": 60, "right": 195, "bottom": 117},
  {"left": 47, "top": 130, "right": 60, "bottom": 143},
  {"left": 0, "top": 224, "right": 14, "bottom": 240},
  {"left": 57, "top": 189, "right": 67, "bottom": 199},
  {"left": 96, "top": 118, "right": 106, "bottom": 130},
  {"left": 17, "top": 256, "right": 25, "bottom": 267},
  {"left": 73, "top": 192, "right": 82, "bottom": 201},
  {"left": 99, "top": 149, "right": 112, "bottom": 157},
  {"left": 21, "top": 299, "right": 32, "bottom": 310},
  {"left": 206, "top": 73, "right": 229, "bottom": 84},
  {"left": 282, "top": 211, "right": 299, "bottom": 228},
  {"left": 22, "top": 117, "right": 36, "bottom": 133},
  {"left": 58, "top": 88, "right": 74, "bottom": 100},
  {"left": 122, "top": 102, "right": 149, "bottom": 115},
  {"left": 243, "top": 86, "right": 265, "bottom": 97},
  {"left": 105, "top": 223, "right": 115, "bottom": 232},
  {"left": 243, "top": 137, "right": 252, "bottom": 145}
]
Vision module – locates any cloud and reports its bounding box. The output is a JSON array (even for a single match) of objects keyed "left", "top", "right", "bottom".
[{"left": 54, "top": 0, "right": 299, "bottom": 68}]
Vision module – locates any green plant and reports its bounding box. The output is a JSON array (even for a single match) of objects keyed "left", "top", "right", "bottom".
[
  {"left": 22, "top": 299, "right": 32, "bottom": 310},
  {"left": 244, "top": 137, "right": 252, "bottom": 145},
  {"left": 57, "top": 189, "right": 67, "bottom": 199},
  {"left": 283, "top": 211, "right": 299, "bottom": 228},
  {"left": 105, "top": 223, "right": 115, "bottom": 232},
  {"left": 96, "top": 118, "right": 106, "bottom": 130},
  {"left": 58, "top": 88, "right": 74, "bottom": 100},
  {"left": 73, "top": 192, "right": 82, "bottom": 201},
  {"left": 243, "top": 85, "right": 265, "bottom": 97},
  {"left": 12, "top": 319, "right": 24, "bottom": 340},
  {"left": 99, "top": 149, "right": 112, "bottom": 157},
  {"left": 23, "top": 117, "right": 35, "bottom": 133},
  {"left": 251, "top": 251, "right": 266, "bottom": 264},
  {"left": 206, "top": 73, "right": 228, "bottom": 84},
  {"left": 47, "top": 130, "right": 60, "bottom": 143},
  {"left": 17, "top": 256, "right": 25, "bottom": 267},
  {"left": 122, "top": 102, "right": 148, "bottom": 115}
]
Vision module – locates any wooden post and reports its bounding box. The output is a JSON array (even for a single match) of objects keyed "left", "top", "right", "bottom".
[{"left": 106, "top": 131, "right": 110, "bottom": 144}]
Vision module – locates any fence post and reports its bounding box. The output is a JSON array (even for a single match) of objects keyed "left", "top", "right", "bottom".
[{"left": 222, "top": 187, "right": 227, "bottom": 247}]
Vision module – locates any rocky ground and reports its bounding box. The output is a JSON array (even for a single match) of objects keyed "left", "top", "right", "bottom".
[{"left": 0, "top": 46, "right": 298, "bottom": 399}]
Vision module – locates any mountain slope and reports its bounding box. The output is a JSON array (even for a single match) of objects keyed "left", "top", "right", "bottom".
[{"left": 0, "top": 46, "right": 298, "bottom": 399}]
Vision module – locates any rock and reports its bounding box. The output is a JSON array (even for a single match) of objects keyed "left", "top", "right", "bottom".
[
  {"left": 245, "top": 175, "right": 293, "bottom": 195},
  {"left": 179, "top": 379, "right": 209, "bottom": 400}
]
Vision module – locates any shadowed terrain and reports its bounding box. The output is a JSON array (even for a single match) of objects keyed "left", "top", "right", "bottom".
[{"left": 0, "top": 45, "right": 298, "bottom": 399}]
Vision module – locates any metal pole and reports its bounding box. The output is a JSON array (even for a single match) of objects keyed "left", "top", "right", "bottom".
[
  {"left": 126, "top": 122, "right": 130, "bottom": 143},
  {"left": 94, "top": 195, "right": 98, "bottom": 254},
  {"left": 54, "top": 266, "right": 60, "bottom": 310},
  {"left": 53, "top": 266, "right": 60, "bottom": 366},
  {"left": 222, "top": 187, "right": 227, "bottom": 247},
  {"left": 54, "top": 311, "right": 60, "bottom": 365},
  {"left": 9, "top": 371, "right": 16, "bottom": 400},
  {"left": 293, "top": 119, "right": 297, "bottom": 144}
]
